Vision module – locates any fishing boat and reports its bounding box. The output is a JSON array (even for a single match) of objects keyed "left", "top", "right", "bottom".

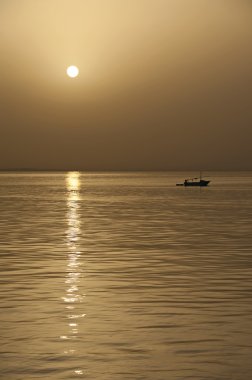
[{"left": 176, "top": 172, "right": 210, "bottom": 187}]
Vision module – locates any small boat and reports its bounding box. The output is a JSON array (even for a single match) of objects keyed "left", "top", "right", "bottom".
[{"left": 176, "top": 172, "right": 210, "bottom": 187}]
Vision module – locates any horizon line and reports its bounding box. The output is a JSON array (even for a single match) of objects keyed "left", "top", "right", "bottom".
[{"left": 0, "top": 168, "right": 252, "bottom": 172}]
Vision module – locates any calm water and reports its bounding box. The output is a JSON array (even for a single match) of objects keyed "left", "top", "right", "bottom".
[{"left": 0, "top": 171, "right": 252, "bottom": 380}]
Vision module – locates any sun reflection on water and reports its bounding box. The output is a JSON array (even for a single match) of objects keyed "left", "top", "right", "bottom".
[{"left": 62, "top": 172, "right": 85, "bottom": 375}]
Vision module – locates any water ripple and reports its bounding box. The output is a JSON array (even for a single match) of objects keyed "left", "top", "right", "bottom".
[{"left": 0, "top": 171, "right": 252, "bottom": 379}]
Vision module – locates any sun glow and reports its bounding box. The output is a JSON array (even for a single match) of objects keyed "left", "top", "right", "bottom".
[{"left": 67, "top": 66, "right": 79, "bottom": 78}]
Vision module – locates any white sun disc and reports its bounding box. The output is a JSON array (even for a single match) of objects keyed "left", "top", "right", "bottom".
[{"left": 67, "top": 66, "right": 79, "bottom": 78}]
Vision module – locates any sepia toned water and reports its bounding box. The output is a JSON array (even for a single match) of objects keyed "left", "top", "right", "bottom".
[{"left": 0, "top": 171, "right": 252, "bottom": 380}]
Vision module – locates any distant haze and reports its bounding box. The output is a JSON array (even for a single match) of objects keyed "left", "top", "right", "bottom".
[{"left": 0, "top": 0, "right": 251, "bottom": 170}]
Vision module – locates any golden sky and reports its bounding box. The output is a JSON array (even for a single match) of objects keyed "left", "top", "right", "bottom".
[{"left": 0, "top": 0, "right": 251, "bottom": 170}]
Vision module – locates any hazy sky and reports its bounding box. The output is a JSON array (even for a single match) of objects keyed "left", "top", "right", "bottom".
[{"left": 0, "top": 0, "right": 251, "bottom": 170}]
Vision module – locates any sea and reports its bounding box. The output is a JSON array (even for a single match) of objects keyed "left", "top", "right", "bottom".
[{"left": 0, "top": 171, "right": 252, "bottom": 380}]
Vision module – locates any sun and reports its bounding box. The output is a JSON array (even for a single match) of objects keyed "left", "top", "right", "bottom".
[{"left": 67, "top": 66, "right": 79, "bottom": 78}]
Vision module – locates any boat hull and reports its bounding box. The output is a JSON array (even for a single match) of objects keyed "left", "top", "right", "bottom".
[{"left": 184, "top": 180, "right": 210, "bottom": 187}]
